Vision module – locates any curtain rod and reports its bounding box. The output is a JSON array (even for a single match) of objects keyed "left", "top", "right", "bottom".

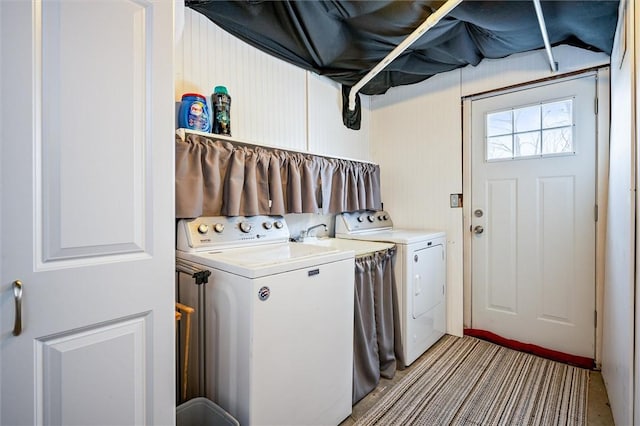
[
  {"left": 347, "top": 0, "right": 463, "bottom": 111},
  {"left": 532, "top": 0, "right": 558, "bottom": 72},
  {"left": 176, "top": 128, "right": 378, "bottom": 166}
]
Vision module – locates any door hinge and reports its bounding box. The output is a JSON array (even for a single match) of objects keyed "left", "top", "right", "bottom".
[
  {"left": 594, "top": 97, "right": 598, "bottom": 115},
  {"left": 594, "top": 204, "right": 598, "bottom": 222},
  {"left": 594, "top": 310, "right": 597, "bottom": 327}
]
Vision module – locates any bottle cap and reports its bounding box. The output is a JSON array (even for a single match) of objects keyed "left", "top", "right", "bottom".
[
  {"left": 213, "top": 86, "right": 228, "bottom": 95},
  {"left": 181, "top": 93, "right": 206, "bottom": 100}
]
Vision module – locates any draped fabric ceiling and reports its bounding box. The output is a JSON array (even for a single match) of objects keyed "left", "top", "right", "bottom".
[{"left": 185, "top": 0, "right": 619, "bottom": 96}]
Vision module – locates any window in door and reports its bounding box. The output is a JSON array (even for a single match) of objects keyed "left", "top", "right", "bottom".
[{"left": 486, "top": 98, "right": 574, "bottom": 161}]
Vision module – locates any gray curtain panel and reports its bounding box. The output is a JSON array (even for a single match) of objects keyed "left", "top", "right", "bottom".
[
  {"left": 175, "top": 132, "right": 382, "bottom": 218},
  {"left": 352, "top": 247, "right": 397, "bottom": 404}
]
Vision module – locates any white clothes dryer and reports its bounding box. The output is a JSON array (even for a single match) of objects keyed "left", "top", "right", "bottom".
[
  {"left": 336, "top": 210, "right": 446, "bottom": 367},
  {"left": 176, "top": 215, "right": 354, "bottom": 426}
]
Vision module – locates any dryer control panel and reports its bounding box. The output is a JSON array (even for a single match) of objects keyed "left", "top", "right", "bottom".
[
  {"left": 177, "top": 215, "right": 289, "bottom": 252},
  {"left": 335, "top": 210, "right": 393, "bottom": 234}
]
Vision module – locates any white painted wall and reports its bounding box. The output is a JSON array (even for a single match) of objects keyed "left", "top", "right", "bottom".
[
  {"left": 176, "top": 8, "right": 371, "bottom": 160},
  {"left": 603, "top": 2, "right": 636, "bottom": 426},
  {"left": 370, "top": 45, "right": 609, "bottom": 337}
]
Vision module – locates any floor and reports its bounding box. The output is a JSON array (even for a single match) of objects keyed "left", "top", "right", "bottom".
[{"left": 340, "top": 343, "right": 615, "bottom": 426}]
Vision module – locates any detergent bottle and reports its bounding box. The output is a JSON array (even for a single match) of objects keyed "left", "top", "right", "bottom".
[
  {"left": 212, "top": 86, "right": 231, "bottom": 136},
  {"left": 178, "top": 93, "right": 211, "bottom": 132}
]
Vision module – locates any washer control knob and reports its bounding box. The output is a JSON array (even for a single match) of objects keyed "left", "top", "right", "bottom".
[
  {"left": 263, "top": 221, "right": 273, "bottom": 230},
  {"left": 357, "top": 216, "right": 364, "bottom": 223},
  {"left": 273, "top": 221, "right": 284, "bottom": 229},
  {"left": 213, "top": 223, "right": 224, "bottom": 233},
  {"left": 197, "top": 224, "right": 209, "bottom": 234},
  {"left": 239, "top": 222, "right": 252, "bottom": 233},
  {"left": 367, "top": 215, "right": 376, "bottom": 223}
]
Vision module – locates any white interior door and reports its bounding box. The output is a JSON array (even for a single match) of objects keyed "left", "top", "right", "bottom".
[
  {"left": 470, "top": 75, "right": 597, "bottom": 358},
  {"left": 1, "top": 1, "right": 175, "bottom": 424}
]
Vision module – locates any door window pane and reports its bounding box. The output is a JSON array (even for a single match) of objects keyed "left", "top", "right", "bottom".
[
  {"left": 486, "top": 98, "right": 573, "bottom": 161},
  {"left": 515, "top": 131, "right": 540, "bottom": 156},
  {"left": 487, "top": 135, "right": 513, "bottom": 159},
  {"left": 542, "top": 128, "right": 573, "bottom": 154},
  {"left": 514, "top": 105, "right": 540, "bottom": 133},
  {"left": 542, "top": 100, "right": 572, "bottom": 128},
  {"left": 487, "top": 111, "right": 512, "bottom": 137}
]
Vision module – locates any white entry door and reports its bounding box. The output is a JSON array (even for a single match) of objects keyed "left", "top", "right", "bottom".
[
  {"left": 470, "top": 75, "right": 597, "bottom": 358},
  {"left": 1, "top": 1, "right": 175, "bottom": 425}
]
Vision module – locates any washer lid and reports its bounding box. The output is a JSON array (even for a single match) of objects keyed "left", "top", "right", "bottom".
[
  {"left": 301, "top": 238, "right": 394, "bottom": 257},
  {"left": 336, "top": 228, "right": 446, "bottom": 245},
  {"left": 176, "top": 242, "right": 353, "bottom": 278}
]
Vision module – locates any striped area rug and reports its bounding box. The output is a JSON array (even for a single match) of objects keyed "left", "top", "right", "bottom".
[{"left": 354, "top": 335, "right": 589, "bottom": 426}]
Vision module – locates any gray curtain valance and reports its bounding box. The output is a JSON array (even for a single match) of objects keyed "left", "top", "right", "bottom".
[{"left": 176, "top": 132, "right": 381, "bottom": 218}]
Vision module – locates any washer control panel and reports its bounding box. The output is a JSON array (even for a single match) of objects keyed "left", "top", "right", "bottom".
[
  {"left": 177, "top": 215, "right": 289, "bottom": 251},
  {"left": 335, "top": 210, "right": 393, "bottom": 234}
]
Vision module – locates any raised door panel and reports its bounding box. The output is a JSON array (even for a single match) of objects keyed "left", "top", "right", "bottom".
[
  {"left": 39, "top": 315, "right": 149, "bottom": 425},
  {"left": 486, "top": 179, "right": 518, "bottom": 314},
  {"left": 40, "top": 0, "right": 151, "bottom": 264},
  {"left": 537, "top": 176, "right": 576, "bottom": 324}
]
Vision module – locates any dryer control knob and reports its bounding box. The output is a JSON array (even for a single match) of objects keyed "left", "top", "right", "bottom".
[
  {"left": 357, "top": 216, "right": 364, "bottom": 223},
  {"left": 213, "top": 223, "right": 224, "bottom": 233},
  {"left": 262, "top": 221, "right": 273, "bottom": 230},
  {"left": 274, "top": 221, "right": 284, "bottom": 229},
  {"left": 239, "top": 222, "right": 252, "bottom": 233},
  {"left": 197, "top": 224, "right": 209, "bottom": 234},
  {"left": 367, "top": 215, "right": 376, "bottom": 223}
]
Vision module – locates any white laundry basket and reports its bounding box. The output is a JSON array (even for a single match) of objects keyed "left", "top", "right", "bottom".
[{"left": 176, "top": 397, "right": 239, "bottom": 426}]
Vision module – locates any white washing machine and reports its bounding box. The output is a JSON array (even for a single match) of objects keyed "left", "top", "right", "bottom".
[
  {"left": 336, "top": 210, "right": 446, "bottom": 367},
  {"left": 176, "top": 215, "right": 354, "bottom": 426}
]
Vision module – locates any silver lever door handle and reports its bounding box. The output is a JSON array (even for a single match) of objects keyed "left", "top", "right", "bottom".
[
  {"left": 13, "top": 280, "right": 23, "bottom": 336},
  {"left": 473, "top": 225, "right": 484, "bottom": 234}
]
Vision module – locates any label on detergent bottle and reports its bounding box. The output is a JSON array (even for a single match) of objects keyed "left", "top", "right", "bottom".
[{"left": 179, "top": 93, "right": 211, "bottom": 132}]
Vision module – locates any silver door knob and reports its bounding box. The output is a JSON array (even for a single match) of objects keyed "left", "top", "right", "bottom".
[{"left": 473, "top": 225, "right": 484, "bottom": 234}]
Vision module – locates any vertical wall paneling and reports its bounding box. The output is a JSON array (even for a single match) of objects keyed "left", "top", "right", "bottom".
[
  {"left": 176, "top": 9, "right": 371, "bottom": 158},
  {"left": 177, "top": 9, "right": 306, "bottom": 150},
  {"left": 461, "top": 45, "right": 610, "bottom": 97},
  {"left": 371, "top": 70, "right": 464, "bottom": 335},
  {"left": 307, "top": 73, "right": 372, "bottom": 161},
  {"left": 603, "top": 1, "right": 635, "bottom": 424}
]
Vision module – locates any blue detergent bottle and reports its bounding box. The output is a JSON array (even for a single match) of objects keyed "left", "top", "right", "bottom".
[{"left": 178, "top": 93, "right": 211, "bottom": 132}]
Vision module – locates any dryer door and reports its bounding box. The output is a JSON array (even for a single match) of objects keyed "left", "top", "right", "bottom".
[{"left": 412, "top": 244, "right": 445, "bottom": 319}]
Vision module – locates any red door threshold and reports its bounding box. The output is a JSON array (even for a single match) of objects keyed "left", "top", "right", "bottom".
[{"left": 464, "top": 329, "right": 595, "bottom": 370}]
